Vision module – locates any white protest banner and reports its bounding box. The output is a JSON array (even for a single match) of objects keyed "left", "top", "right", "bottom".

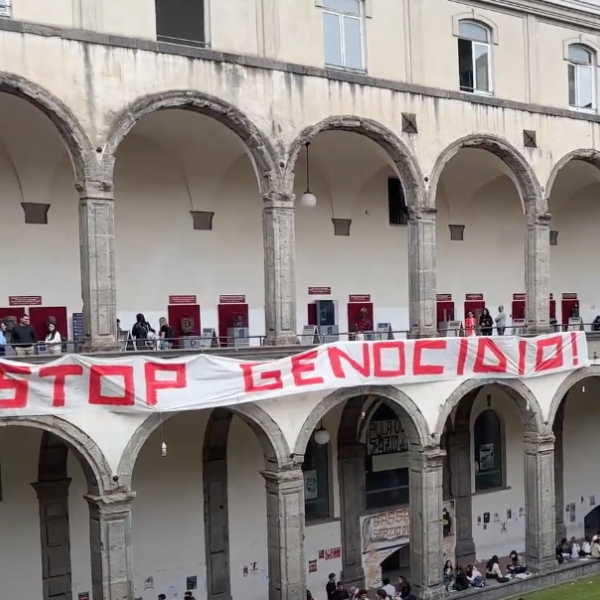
[{"left": 0, "top": 332, "right": 588, "bottom": 416}]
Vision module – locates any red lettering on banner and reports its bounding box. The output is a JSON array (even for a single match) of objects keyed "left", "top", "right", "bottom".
[
  {"left": 473, "top": 338, "right": 508, "bottom": 374},
  {"left": 413, "top": 339, "right": 447, "bottom": 376},
  {"left": 242, "top": 363, "right": 283, "bottom": 393},
  {"left": 457, "top": 338, "right": 469, "bottom": 376},
  {"left": 292, "top": 351, "right": 325, "bottom": 387},
  {"left": 373, "top": 342, "right": 406, "bottom": 377},
  {"left": 0, "top": 363, "right": 31, "bottom": 408},
  {"left": 535, "top": 335, "right": 564, "bottom": 373},
  {"left": 39, "top": 365, "right": 84, "bottom": 407},
  {"left": 518, "top": 340, "right": 527, "bottom": 376},
  {"left": 328, "top": 344, "right": 370, "bottom": 378},
  {"left": 89, "top": 365, "right": 135, "bottom": 406},
  {"left": 144, "top": 363, "right": 187, "bottom": 406}
]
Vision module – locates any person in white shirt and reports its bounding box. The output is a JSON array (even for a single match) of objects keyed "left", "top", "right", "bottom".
[
  {"left": 571, "top": 539, "right": 581, "bottom": 559},
  {"left": 495, "top": 306, "right": 507, "bottom": 335},
  {"left": 380, "top": 578, "right": 396, "bottom": 598},
  {"left": 485, "top": 556, "right": 503, "bottom": 579},
  {"left": 581, "top": 536, "right": 592, "bottom": 558},
  {"left": 45, "top": 322, "right": 62, "bottom": 355}
]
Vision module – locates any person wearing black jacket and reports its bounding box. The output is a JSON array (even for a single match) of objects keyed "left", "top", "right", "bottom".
[
  {"left": 12, "top": 314, "right": 37, "bottom": 356},
  {"left": 479, "top": 308, "right": 494, "bottom": 336},
  {"left": 326, "top": 574, "right": 337, "bottom": 600}
]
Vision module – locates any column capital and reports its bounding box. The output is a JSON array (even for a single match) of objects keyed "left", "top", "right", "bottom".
[
  {"left": 261, "top": 467, "right": 304, "bottom": 487},
  {"left": 410, "top": 448, "right": 446, "bottom": 470},
  {"left": 528, "top": 212, "right": 552, "bottom": 227},
  {"left": 408, "top": 205, "right": 437, "bottom": 220},
  {"left": 84, "top": 491, "right": 136, "bottom": 517},
  {"left": 31, "top": 478, "right": 71, "bottom": 499},
  {"left": 523, "top": 432, "right": 555, "bottom": 454},
  {"left": 262, "top": 189, "right": 295, "bottom": 208},
  {"left": 76, "top": 179, "right": 114, "bottom": 199}
]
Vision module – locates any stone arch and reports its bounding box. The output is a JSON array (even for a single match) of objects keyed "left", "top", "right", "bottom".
[
  {"left": 427, "top": 134, "right": 544, "bottom": 215},
  {"left": 294, "top": 385, "right": 431, "bottom": 456},
  {"left": 102, "top": 90, "right": 280, "bottom": 195},
  {"left": 118, "top": 403, "right": 290, "bottom": 488},
  {"left": 0, "top": 415, "right": 112, "bottom": 493},
  {"left": 283, "top": 115, "right": 426, "bottom": 207},
  {"left": 547, "top": 365, "right": 600, "bottom": 428},
  {"left": 435, "top": 378, "right": 545, "bottom": 437},
  {"left": 545, "top": 149, "right": 600, "bottom": 202},
  {"left": 0, "top": 72, "right": 94, "bottom": 183}
]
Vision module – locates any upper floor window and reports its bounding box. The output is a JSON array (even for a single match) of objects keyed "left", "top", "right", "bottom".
[
  {"left": 303, "top": 434, "right": 331, "bottom": 522},
  {"left": 568, "top": 44, "right": 596, "bottom": 111},
  {"left": 322, "top": 0, "right": 364, "bottom": 71},
  {"left": 473, "top": 409, "right": 504, "bottom": 492},
  {"left": 155, "top": 0, "right": 206, "bottom": 48},
  {"left": 457, "top": 20, "right": 492, "bottom": 94}
]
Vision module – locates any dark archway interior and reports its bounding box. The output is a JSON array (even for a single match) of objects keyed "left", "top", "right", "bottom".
[
  {"left": 380, "top": 545, "right": 410, "bottom": 581},
  {"left": 585, "top": 506, "right": 600, "bottom": 538}
]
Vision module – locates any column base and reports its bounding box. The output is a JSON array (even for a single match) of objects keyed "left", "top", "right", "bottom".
[
  {"left": 264, "top": 331, "right": 299, "bottom": 346},
  {"left": 556, "top": 520, "right": 567, "bottom": 543},
  {"left": 526, "top": 324, "right": 551, "bottom": 335},
  {"left": 413, "top": 584, "right": 445, "bottom": 600},
  {"left": 82, "top": 336, "right": 119, "bottom": 353},
  {"left": 528, "top": 557, "right": 557, "bottom": 575},
  {"left": 455, "top": 538, "right": 477, "bottom": 566},
  {"left": 407, "top": 327, "right": 437, "bottom": 339},
  {"left": 341, "top": 565, "right": 364, "bottom": 590}
]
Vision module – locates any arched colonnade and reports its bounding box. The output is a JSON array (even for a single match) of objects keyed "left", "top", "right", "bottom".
[
  {"left": 0, "top": 71, "right": 592, "bottom": 348},
  {"left": 10, "top": 367, "right": 598, "bottom": 600}
]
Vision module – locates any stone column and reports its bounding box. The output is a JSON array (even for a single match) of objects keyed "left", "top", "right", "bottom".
[
  {"left": 447, "top": 430, "right": 476, "bottom": 566},
  {"left": 261, "top": 468, "right": 306, "bottom": 600},
  {"left": 77, "top": 180, "right": 117, "bottom": 351},
  {"left": 523, "top": 433, "right": 556, "bottom": 573},
  {"left": 32, "top": 479, "right": 73, "bottom": 600},
  {"left": 262, "top": 190, "right": 297, "bottom": 345},
  {"left": 407, "top": 207, "right": 437, "bottom": 338},
  {"left": 85, "top": 491, "right": 135, "bottom": 600},
  {"left": 525, "top": 212, "right": 551, "bottom": 334},
  {"left": 409, "top": 449, "right": 445, "bottom": 600},
  {"left": 553, "top": 403, "right": 566, "bottom": 541},
  {"left": 338, "top": 443, "right": 366, "bottom": 587}
]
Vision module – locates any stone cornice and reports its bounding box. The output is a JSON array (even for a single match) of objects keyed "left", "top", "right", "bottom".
[
  {"left": 452, "top": 0, "right": 600, "bottom": 31},
  {"left": 3, "top": 16, "right": 600, "bottom": 125}
]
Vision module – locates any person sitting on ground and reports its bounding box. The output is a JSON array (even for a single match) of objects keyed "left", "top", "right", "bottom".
[
  {"left": 443, "top": 560, "right": 454, "bottom": 590},
  {"left": 558, "top": 538, "right": 571, "bottom": 561},
  {"left": 485, "top": 555, "right": 503, "bottom": 579},
  {"left": 358, "top": 591, "right": 368, "bottom": 599},
  {"left": 380, "top": 578, "right": 396, "bottom": 599},
  {"left": 376, "top": 590, "right": 388, "bottom": 600},
  {"left": 571, "top": 537, "right": 581, "bottom": 560},
  {"left": 397, "top": 576, "right": 411, "bottom": 599},
  {"left": 307, "top": 591, "right": 315, "bottom": 600},
  {"left": 349, "top": 587, "right": 360, "bottom": 600},
  {"left": 466, "top": 564, "right": 485, "bottom": 588},
  {"left": 591, "top": 537, "right": 600, "bottom": 559},
  {"left": 581, "top": 536, "right": 593, "bottom": 558},
  {"left": 507, "top": 550, "right": 527, "bottom": 575},
  {"left": 593, "top": 530, "right": 600, "bottom": 543},
  {"left": 453, "top": 566, "right": 469, "bottom": 592},
  {"left": 556, "top": 540, "right": 566, "bottom": 564}
]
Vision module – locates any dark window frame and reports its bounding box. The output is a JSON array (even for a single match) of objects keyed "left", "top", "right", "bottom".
[
  {"left": 155, "top": 0, "right": 208, "bottom": 48},
  {"left": 303, "top": 435, "right": 332, "bottom": 522},
  {"left": 473, "top": 408, "right": 504, "bottom": 492}
]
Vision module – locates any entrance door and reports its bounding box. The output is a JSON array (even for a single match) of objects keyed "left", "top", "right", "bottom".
[
  {"left": 347, "top": 302, "right": 373, "bottom": 333},
  {"left": 218, "top": 303, "right": 249, "bottom": 347},
  {"left": 561, "top": 298, "right": 578, "bottom": 327},
  {"left": 29, "top": 307, "right": 68, "bottom": 342},
  {"left": 307, "top": 303, "right": 317, "bottom": 326},
  {"left": 464, "top": 300, "right": 484, "bottom": 322},
  {"left": 167, "top": 304, "right": 201, "bottom": 348},
  {"left": 511, "top": 300, "right": 525, "bottom": 321},
  {"left": 436, "top": 301, "right": 455, "bottom": 326}
]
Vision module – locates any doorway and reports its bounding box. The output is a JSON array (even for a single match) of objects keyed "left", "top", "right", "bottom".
[
  {"left": 380, "top": 545, "right": 410, "bottom": 585},
  {"left": 585, "top": 506, "right": 600, "bottom": 539}
]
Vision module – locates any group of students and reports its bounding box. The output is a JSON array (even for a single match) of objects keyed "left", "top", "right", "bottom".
[
  {"left": 319, "top": 574, "right": 413, "bottom": 600},
  {"left": 443, "top": 551, "right": 528, "bottom": 591},
  {"left": 556, "top": 533, "right": 600, "bottom": 563}
]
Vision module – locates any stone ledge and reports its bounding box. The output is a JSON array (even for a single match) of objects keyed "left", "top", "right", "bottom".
[
  {"left": 1, "top": 18, "right": 600, "bottom": 124},
  {"left": 454, "top": 558, "right": 600, "bottom": 600}
]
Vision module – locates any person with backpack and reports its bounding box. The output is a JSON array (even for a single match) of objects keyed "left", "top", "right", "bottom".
[
  {"left": 132, "top": 313, "right": 155, "bottom": 350},
  {"left": 158, "top": 317, "right": 175, "bottom": 350}
]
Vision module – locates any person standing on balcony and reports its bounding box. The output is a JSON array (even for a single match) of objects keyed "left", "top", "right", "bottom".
[
  {"left": 495, "top": 305, "right": 506, "bottom": 335},
  {"left": 465, "top": 312, "right": 477, "bottom": 336},
  {"left": 45, "top": 322, "right": 62, "bottom": 355},
  {"left": 0, "top": 322, "right": 6, "bottom": 357},
  {"left": 479, "top": 308, "right": 493, "bottom": 336},
  {"left": 11, "top": 314, "right": 37, "bottom": 356}
]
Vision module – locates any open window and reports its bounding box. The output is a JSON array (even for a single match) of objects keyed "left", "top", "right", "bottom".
[
  {"left": 568, "top": 44, "right": 596, "bottom": 111},
  {"left": 457, "top": 20, "right": 492, "bottom": 94}
]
